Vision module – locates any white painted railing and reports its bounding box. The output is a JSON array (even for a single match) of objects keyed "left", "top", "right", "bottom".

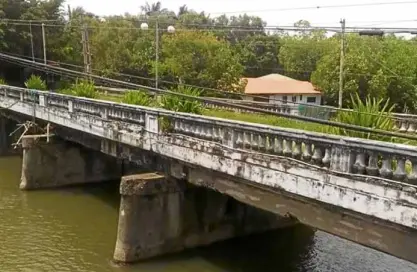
[{"left": 2, "top": 85, "right": 417, "bottom": 185}]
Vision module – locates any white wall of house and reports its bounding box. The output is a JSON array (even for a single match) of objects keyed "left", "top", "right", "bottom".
[{"left": 268, "top": 94, "right": 322, "bottom": 106}]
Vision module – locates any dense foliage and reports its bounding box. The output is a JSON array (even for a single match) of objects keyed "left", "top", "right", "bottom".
[{"left": 2, "top": 1, "right": 417, "bottom": 113}]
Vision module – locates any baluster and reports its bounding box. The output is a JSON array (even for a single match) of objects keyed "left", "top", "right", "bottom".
[
  {"left": 353, "top": 153, "right": 366, "bottom": 174},
  {"left": 243, "top": 132, "right": 251, "bottom": 149},
  {"left": 283, "top": 140, "right": 292, "bottom": 157},
  {"left": 379, "top": 155, "right": 393, "bottom": 179},
  {"left": 322, "top": 148, "right": 331, "bottom": 168},
  {"left": 274, "top": 137, "right": 283, "bottom": 155},
  {"left": 212, "top": 126, "right": 219, "bottom": 140},
  {"left": 250, "top": 133, "right": 258, "bottom": 150},
  {"left": 173, "top": 119, "right": 180, "bottom": 132},
  {"left": 292, "top": 141, "right": 301, "bottom": 159},
  {"left": 393, "top": 157, "right": 407, "bottom": 181},
  {"left": 258, "top": 134, "right": 266, "bottom": 151},
  {"left": 399, "top": 122, "right": 408, "bottom": 133},
  {"left": 217, "top": 127, "right": 224, "bottom": 141},
  {"left": 366, "top": 152, "right": 379, "bottom": 176},
  {"left": 184, "top": 122, "right": 191, "bottom": 134},
  {"left": 407, "top": 160, "right": 417, "bottom": 185},
  {"left": 407, "top": 122, "right": 417, "bottom": 133},
  {"left": 202, "top": 126, "right": 209, "bottom": 139},
  {"left": 311, "top": 145, "right": 323, "bottom": 165},
  {"left": 236, "top": 131, "right": 244, "bottom": 148},
  {"left": 194, "top": 124, "right": 201, "bottom": 137},
  {"left": 266, "top": 136, "right": 274, "bottom": 153},
  {"left": 302, "top": 143, "right": 312, "bottom": 162}
]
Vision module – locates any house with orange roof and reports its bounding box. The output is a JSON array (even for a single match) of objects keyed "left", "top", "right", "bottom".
[{"left": 242, "top": 73, "right": 322, "bottom": 106}]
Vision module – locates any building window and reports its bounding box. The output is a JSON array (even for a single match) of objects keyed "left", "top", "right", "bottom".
[
  {"left": 299, "top": 95, "right": 303, "bottom": 100},
  {"left": 306, "top": 97, "right": 317, "bottom": 103},
  {"left": 282, "top": 95, "right": 287, "bottom": 104},
  {"left": 292, "top": 96, "right": 297, "bottom": 103}
]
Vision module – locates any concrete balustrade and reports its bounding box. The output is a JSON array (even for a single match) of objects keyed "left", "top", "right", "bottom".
[{"left": 2, "top": 85, "right": 417, "bottom": 185}]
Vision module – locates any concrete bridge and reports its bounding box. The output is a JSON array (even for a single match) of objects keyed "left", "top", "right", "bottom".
[{"left": 1, "top": 85, "right": 417, "bottom": 264}]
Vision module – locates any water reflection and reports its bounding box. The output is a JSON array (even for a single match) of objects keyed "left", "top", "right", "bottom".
[{"left": 1, "top": 156, "right": 417, "bottom": 272}]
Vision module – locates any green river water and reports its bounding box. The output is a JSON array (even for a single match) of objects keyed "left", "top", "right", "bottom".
[{"left": 1, "top": 156, "right": 417, "bottom": 272}]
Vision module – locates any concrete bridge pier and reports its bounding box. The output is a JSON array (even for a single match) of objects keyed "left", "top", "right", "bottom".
[
  {"left": 20, "top": 136, "right": 123, "bottom": 190},
  {"left": 113, "top": 173, "right": 296, "bottom": 263}
]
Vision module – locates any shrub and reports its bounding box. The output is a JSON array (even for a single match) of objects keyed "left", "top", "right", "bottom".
[
  {"left": 325, "top": 93, "right": 395, "bottom": 141},
  {"left": 25, "top": 75, "right": 47, "bottom": 90},
  {"left": 71, "top": 79, "right": 98, "bottom": 98},
  {"left": 0, "top": 78, "right": 7, "bottom": 85},
  {"left": 159, "top": 85, "right": 203, "bottom": 114},
  {"left": 122, "top": 90, "right": 153, "bottom": 106}
]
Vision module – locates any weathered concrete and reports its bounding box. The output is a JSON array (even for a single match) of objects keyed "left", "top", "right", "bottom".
[
  {"left": 178, "top": 165, "right": 417, "bottom": 264},
  {"left": 20, "top": 136, "right": 123, "bottom": 190},
  {"left": 113, "top": 173, "right": 296, "bottom": 263}
]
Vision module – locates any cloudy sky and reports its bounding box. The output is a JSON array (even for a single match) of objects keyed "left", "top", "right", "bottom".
[{"left": 65, "top": 0, "right": 417, "bottom": 28}]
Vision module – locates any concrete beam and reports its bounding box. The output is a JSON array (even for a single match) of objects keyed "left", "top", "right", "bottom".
[
  {"left": 20, "top": 136, "right": 123, "bottom": 190},
  {"left": 183, "top": 166, "right": 417, "bottom": 264},
  {"left": 113, "top": 173, "right": 296, "bottom": 263}
]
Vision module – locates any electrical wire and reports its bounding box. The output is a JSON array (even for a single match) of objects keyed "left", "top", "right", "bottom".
[
  {"left": 207, "top": 1, "right": 417, "bottom": 15},
  {"left": 1, "top": 52, "right": 417, "bottom": 141}
]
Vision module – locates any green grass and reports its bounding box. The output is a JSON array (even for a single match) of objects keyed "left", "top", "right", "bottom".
[{"left": 204, "top": 109, "right": 329, "bottom": 133}]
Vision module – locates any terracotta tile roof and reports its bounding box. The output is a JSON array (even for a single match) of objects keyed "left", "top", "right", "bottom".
[{"left": 243, "top": 74, "right": 321, "bottom": 95}]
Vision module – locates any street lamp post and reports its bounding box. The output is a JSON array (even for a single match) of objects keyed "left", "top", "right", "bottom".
[{"left": 140, "top": 22, "right": 175, "bottom": 89}]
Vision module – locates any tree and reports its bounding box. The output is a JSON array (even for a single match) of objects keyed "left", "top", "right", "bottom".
[
  {"left": 311, "top": 34, "right": 417, "bottom": 112},
  {"left": 177, "top": 5, "right": 189, "bottom": 17},
  {"left": 237, "top": 34, "right": 281, "bottom": 77},
  {"left": 158, "top": 31, "right": 244, "bottom": 93},
  {"left": 89, "top": 17, "right": 155, "bottom": 83},
  {"left": 279, "top": 23, "right": 334, "bottom": 81}
]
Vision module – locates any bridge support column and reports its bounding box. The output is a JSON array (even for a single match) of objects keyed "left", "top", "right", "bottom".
[
  {"left": 113, "top": 173, "right": 295, "bottom": 263},
  {"left": 20, "top": 136, "right": 122, "bottom": 190}
]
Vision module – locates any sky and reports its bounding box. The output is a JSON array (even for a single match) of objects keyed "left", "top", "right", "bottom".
[{"left": 65, "top": 0, "right": 417, "bottom": 28}]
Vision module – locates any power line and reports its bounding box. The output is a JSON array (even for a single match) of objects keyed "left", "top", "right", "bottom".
[
  {"left": 1, "top": 52, "right": 417, "bottom": 141},
  {"left": 208, "top": 1, "right": 417, "bottom": 15}
]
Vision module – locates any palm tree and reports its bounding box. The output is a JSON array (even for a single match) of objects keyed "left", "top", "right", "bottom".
[
  {"left": 140, "top": 1, "right": 168, "bottom": 16},
  {"left": 178, "top": 5, "right": 189, "bottom": 17}
]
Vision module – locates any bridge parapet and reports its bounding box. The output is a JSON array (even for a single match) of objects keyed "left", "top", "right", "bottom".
[{"left": 2, "top": 85, "right": 417, "bottom": 185}]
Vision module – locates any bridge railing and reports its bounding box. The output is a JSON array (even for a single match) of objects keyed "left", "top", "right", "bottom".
[{"left": 1, "top": 85, "right": 417, "bottom": 185}]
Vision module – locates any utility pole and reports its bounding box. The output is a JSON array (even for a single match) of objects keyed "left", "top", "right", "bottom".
[
  {"left": 155, "top": 19, "right": 159, "bottom": 89},
  {"left": 338, "top": 18, "right": 346, "bottom": 108},
  {"left": 29, "top": 21, "right": 35, "bottom": 62},
  {"left": 41, "top": 23, "right": 47, "bottom": 64},
  {"left": 81, "top": 25, "right": 92, "bottom": 75}
]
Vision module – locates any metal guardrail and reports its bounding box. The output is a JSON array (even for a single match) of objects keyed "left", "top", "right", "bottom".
[{"left": 1, "top": 85, "right": 417, "bottom": 185}]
